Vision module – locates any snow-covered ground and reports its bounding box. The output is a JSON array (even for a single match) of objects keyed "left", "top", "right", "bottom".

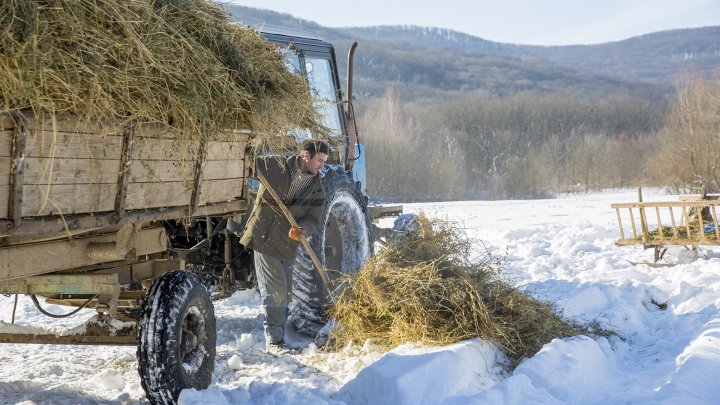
[{"left": 2, "top": 189, "right": 720, "bottom": 404}]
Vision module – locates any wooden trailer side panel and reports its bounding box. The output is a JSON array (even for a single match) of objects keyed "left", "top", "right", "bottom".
[
  {"left": 200, "top": 140, "right": 247, "bottom": 205},
  {"left": 8, "top": 117, "right": 123, "bottom": 217},
  {"left": 0, "top": 114, "right": 249, "bottom": 221},
  {"left": 126, "top": 129, "right": 197, "bottom": 211}
]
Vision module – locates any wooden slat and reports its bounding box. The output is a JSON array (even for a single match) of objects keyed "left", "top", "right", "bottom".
[
  {"left": 682, "top": 207, "right": 691, "bottom": 237},
  {"left": 203, "top": 159, "right": 244, "bottom": 180},
  {"left": 128, "top": 159, "right": 196, "bottom": 183},
  {"left": 0, "top": 130, "right": 12, "bottom": 156},
  {"left": 206, "top": 140, "right": 247, "bottom": 160},
  {"left": 669, "top": 207, "right": 678, "bottom": 238},
  {"left": 615, "top": 208, "right": 625, "bottom": 240},
  {"left": 198, "top": 178, "right": 244, "bottom": 205},
  {"left": 0, "top": 131, "right": 10, "bottom": 191},
  {"left": 24, "top": 131, "right": 124, "bottom": 159},
  {"left": 129, "top": 159, "right": 244, "bottom": 183},
  {"left": 0, "top": 185, "right": 7, "bottom": 218},
  {"left": 0, "top": 115, "right": 14, "bottom": 131},
  {"left": 22, "top": 157, "right": 120, "bottom": 185},
  {"left": 612, "top": 201, "right": 720, "bottom": 208},
  {"left": 0, "top": 333, "right": 136, "bottom": 346},
  {"left": 655, "top": 207, "right": 664, "bottom": 238},
  {"left": 629, "top": 208, "right": 637, "bottom": 238},
  {"left": 0, "top": 120, "right": 13, "bottom": 223},
  {"left": 638, "top": 188, "right": 648, "bottom": 242},
  {"left": 131, "top": 137, "right": 199, "bottom": 161},
  {"left": 0, "top": 199, "right": 247, "bottom": 238},
  {"left": 616, "top": 238, "right": 720, "bottom": 247},
  {"left": 679, "top": 195, "right": 720, "bottom": 201},
  {"left": 20, "top": 183, "right": 117, "bottom": 216},
  {"left": 125, "top": 181, "right": 193, "bottom": 210},
  {"left": 0, "top": 156, "right": 9, "bottom": 186},
  {"left": 22, "top": 115, "right": 126, "bottom": 136},
  {"left": 697, "top": 211, "right": 706, "bottom": 240}
]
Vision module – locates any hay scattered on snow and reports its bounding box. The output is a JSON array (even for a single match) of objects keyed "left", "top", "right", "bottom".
[
  {"left": 0, "top": 0, "right": 323, "bottom": 142},
  {"left": 330, "top": 213, "right": 580, "bottom": 368}
]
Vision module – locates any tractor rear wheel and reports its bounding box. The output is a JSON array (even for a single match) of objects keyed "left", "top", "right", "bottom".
[{"left": 289, "top": 166, "right": 373, "bottom": 338}]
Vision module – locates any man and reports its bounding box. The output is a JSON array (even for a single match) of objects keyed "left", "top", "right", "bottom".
[{"left": 240, "top": 140, "right": 329, "bottom": 353}]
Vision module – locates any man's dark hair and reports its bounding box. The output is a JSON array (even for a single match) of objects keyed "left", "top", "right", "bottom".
[{"left": 303, "top": 139, "right": 330, "bottom": 157}]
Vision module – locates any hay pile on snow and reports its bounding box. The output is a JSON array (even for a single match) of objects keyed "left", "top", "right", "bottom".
[
  {"left": 0, "top": 0, "right": 322, "bottom": 141},
  {"left": 330, "top": 214, "right": 579, "bottom": 367}
]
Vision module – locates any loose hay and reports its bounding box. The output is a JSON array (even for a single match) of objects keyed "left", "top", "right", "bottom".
[
  {"left": 0, "top": 0, "right": 323, "bottom": 143},
  {"left": 330, "top": 213, "right": 580, "bottom": 368},
  {"left": 642, "top": 207, "right": 718, "bottom": 242}
]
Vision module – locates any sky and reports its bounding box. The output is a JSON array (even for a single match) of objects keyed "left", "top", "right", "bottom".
[{"left": 225, "top": 0, "right": 720, "bottom": 46}]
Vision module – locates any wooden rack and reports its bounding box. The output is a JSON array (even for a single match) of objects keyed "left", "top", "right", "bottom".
[{"left": 611, "top": 188, "right": 720, "bottom": 247}]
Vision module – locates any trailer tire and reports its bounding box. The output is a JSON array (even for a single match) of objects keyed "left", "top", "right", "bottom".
[
  {"left": 138, "top": 271, "right": 216, "bottom": 405},
  {"left": 289, "top": 166, "right": 373, "bottom": 338}
]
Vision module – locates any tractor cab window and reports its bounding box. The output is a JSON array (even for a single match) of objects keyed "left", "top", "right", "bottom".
[
  {"left": 305, "top": 57, "right": 342, "bottom": 139},
  {"left": 281, "top": 49, "right": 302, "bottom": 75},
  {"left": 278, "top": 46, "right": 344, "bottom": 163},
  {"left": 281, "top": 49, "right": 312, "bottom": 142}
]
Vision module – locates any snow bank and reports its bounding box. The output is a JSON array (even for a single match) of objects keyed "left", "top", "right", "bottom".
[
  {"left": 337, "top": 339, "right": 505, "bottom": 405},
  {"left": 652, "top": 317, "right": 720, "bottom": 403},
  {"left": 472, "top": 336, "right": 618, "bottom": 404}
]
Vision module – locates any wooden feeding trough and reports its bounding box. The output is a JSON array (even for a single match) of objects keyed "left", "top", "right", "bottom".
[{"left": 611, "top": 187, "right": 720, "bottom": 263}]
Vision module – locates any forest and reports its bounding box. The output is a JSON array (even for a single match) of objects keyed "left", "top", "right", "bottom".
[{"left": 360, "top": 72, "right": 720, "bottom": 201}]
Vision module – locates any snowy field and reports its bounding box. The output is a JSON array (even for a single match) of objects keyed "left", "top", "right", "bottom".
[{"left": 2, "top": 189, "right": 720, "bottom": 404}]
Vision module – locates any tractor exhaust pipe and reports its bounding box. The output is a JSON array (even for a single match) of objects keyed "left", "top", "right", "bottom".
[{"left": 345, "top": 42, "right": 359, "bottom": 171}]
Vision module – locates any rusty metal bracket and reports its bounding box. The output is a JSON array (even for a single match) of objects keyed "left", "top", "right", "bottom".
[
  {"left": 115, "top": 122, "right": 135, "bottom": 220},
  {"left": 85, "top": 223, "right": 139, "bottom": 261},
  {"left": 7, "top": 112, "right": 28, "bottom": 232},
  {"left": 189, "top": 138, "right": 207, "bottom": 215}
]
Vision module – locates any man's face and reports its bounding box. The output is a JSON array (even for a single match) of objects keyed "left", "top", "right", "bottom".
[{"left": 304, "top": 150, "right": 328, "bottom": 175}]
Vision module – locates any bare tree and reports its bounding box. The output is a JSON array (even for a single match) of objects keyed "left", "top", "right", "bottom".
[{"left": 647, "top": 71, "right": 720, "bottom": 193}]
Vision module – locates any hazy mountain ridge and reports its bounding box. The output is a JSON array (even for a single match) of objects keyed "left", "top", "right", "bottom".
[
  {"left": 344, "top": 25, "right": 720, "bottom": 82},
  {"left": 222, "top": 5, "right": 716, "bottom": 100}
]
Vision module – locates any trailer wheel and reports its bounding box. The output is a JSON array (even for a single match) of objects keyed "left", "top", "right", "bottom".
[
  {"left": 138, "top": 271, "right": 216, "bottom": 405},
  {"left": 290, "top": 166, "right": 373, "bottom": 337}
]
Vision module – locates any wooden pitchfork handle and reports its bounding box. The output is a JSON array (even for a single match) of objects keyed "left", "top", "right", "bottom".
[{"left": 255, "top": 170, "right": 335, "bottom": 301}]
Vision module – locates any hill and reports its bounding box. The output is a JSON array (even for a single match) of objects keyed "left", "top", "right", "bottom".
[
  {"left": 221, "top": 5, "right": 719, "bottom": 102},
  {"left": 345, "top": 25, "right": 720, "bottom": 84}
]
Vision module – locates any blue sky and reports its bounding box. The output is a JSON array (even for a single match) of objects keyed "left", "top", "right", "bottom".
[{"left": 225, "top": 0, "right": 720, "bottom": 45}]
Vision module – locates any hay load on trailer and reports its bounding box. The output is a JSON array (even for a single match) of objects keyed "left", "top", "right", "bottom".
[{"left": 1, "top": 0, "right": 322, "bottom": 142}]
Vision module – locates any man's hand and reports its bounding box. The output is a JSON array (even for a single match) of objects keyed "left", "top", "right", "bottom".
[{"left": 288, "top": 225, "right": 306, "bottom": 241}]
